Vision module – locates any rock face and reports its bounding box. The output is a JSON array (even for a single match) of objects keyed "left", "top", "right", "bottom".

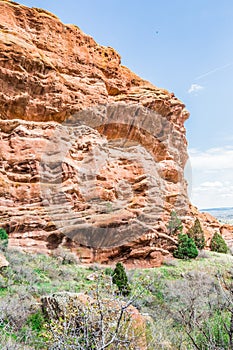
[
  {"left": 0, "top": 0, "right": 187, "bottom": 124},
  {"left": 0, "top": 0, "right": 232, "bottom": 266}
]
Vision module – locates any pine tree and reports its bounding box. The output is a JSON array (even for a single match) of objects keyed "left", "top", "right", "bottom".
[
  {"left": 173, "top": 234, "right": 198, "bottom": 259},
  {"left": 167, "top": 211, "right": 183, "bottom": 236},
  {"left": 210, "top": 232, "right": 228, "bottom": 254},
  {"left": 112, "top": 262, "right": 131, "bottom": 296},
  {"left": 188, "top": 218, "right": 205, "bottom": 250}
]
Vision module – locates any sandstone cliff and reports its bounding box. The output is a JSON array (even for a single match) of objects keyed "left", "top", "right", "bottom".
[{"left": 0, "top": 0, "right": 232, "bottom": 266}]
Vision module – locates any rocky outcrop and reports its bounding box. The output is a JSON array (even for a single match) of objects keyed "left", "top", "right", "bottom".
[
  {"left": 186, "top": 205, "right": 233, "bottom": 249},
  {"left": 0, "top": 0, "right": 232, "bottom": 266},
  {"left": 0, "top": 253, "right": 9, "bottom": 268},
  {"left": 0, "top": 109, "right": 188, "bottom": 266},
  {"left": 0, "top": 0, "right": 187, "bottom": 124},
  {"left": 41, "top": 291, "right": 147, "bottom": 349}
]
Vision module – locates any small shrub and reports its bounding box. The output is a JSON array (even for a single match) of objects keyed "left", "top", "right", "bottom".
[
  {"left": 188, "top": 218, "right": 205, "bottom": 249},
  {"left": 27, "top": 311, "right": 45, "bottom": 332},
  {"left": 173, "top": 234, "right": 198, "bottom": 259},
  {"left": 167, "top": 211, "right": 183, "bottom": 236},
  {"left": 104, "top": 267, "right": 114, "bottom": 276},
  {"left": 210, "top": 232, "right": 228, "bottom": 254},
  {"left": 0, "top": 228, "right": 8, "bottom": 250},
  {"left": 51, "top": 248, "right": 77, "bottom": 265},
  {"left": 0, "top": 336, "right": 28, "bottom": 350},
  {"left": 193, "top": 310, "right": 230, "bottom": 349},
  {"left": 112, "top": 262, "right": 131, "bottom": 296},
  {"left": 0, "top": 291, "right": 37, "bottom": 330},
  {"left": 88, "top": 263, "right": 101, "bottom": 272},
  {"left": 0, "top": 275, "right": 7, "bottom": 289}
]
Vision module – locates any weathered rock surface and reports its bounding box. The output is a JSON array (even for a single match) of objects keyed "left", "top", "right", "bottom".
[
  {"left": 0, "top": 0, "right": 187, "bottom": 124},
  {"left": 0, "top": 0, "right": 232, "bottom": 266},
  {"left": 0, "top": 252, "right": 9, "bottom": 268},
  {"left": 0, "top": 113, "right": 188, "bottom": 266}
]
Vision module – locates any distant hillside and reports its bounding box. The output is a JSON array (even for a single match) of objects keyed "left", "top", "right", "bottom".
[{"left": 201, "top": 207, "right": 233, "bottom": 225}]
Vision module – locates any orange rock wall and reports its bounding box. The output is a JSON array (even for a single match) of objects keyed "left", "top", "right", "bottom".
[{"left": 0, "top": 0, "right": 232, "bottom": 266}]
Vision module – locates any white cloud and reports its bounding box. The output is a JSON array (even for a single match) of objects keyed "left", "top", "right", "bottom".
[
  {"left": 188, "top": 83, "right": 204, "bottom": 94},
  {"left": 189, "top": 147, "right": 233, "bottom": 170},
  {"left": 187, "top": 146, "right": 233, "bottom": 209},
  {"left": 201, "top": 181, "right": 223, "bottom": 188}
]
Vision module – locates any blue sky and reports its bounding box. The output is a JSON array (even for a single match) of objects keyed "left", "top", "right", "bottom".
[{"left": 18, "top": 0, "right": 233, "bottom": 208}]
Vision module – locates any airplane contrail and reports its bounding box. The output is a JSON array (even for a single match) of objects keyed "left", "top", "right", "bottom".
[{"left": 195, "top": 62, "right": 233, "bottom": 80}]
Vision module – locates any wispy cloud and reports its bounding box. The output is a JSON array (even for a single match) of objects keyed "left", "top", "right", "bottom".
[
  {"left": 188, "top": 83, "right": 204, "bottom": 94},
  {"left": 187, "top": 147, "right": 233, "bottom": 208}
]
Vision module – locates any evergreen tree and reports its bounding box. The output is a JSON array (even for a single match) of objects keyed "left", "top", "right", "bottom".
[
  {"left": 0, "top": 228, "right": 8, "bottom": 250},
  {"left": 188, "top": 218, "right": 205, "bottom": 250},
  {"left": 167, "top": 211, "right": 183, "bottom": 236},
  {"left": 112, "top": 262, "right": 131, "bottom": 296},
  {"left": 210, "top": 232, "right": 228, "bottom": 254},
  {"left": 173, "top": 234, "right": 198, "bottom": 259}
]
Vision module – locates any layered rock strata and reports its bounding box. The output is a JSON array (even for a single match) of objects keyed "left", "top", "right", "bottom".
[{"left": 0, "top": 0, "right": 232, "bottom": 266}]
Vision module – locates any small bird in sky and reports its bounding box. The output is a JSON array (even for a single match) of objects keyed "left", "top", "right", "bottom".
[{"left": 155, "top": 31, "right": 159, "bottom": 35}]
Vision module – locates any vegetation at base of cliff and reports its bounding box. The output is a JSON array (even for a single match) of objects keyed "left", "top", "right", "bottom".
[
  {"left": 187, "top": 218, "right": 205, "bottom": 250},
  {"left": 0, "top": 228, "right": 8, "bottom": 250},
  {"left": 112, "top": 262, "right": 131, "bottom": 296},
  {"left": 166, "top": 210, "right": 183, "bottom": 236},
  {"left": 1, "top": 247, "right": 233, "bottom": 349},
  {"left": 173, "top": 233, "right": 199, "bottom": 259},
  {"left": 210, "top": 232, "right": 228, "bottom": 254}
]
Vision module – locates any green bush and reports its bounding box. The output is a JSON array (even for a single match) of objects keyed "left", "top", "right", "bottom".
[
  {"left": 173, "top": 234, "right": 198, "bottom": 259},
  {"left": 104, "top": 267, "right": 114, "bottom": 276},
  {"left": 188, "top": 218, "right": 205, "bottom": 249},
  {"left": 0, "top": 228, "right": 8, "bottom": 250},
  {"left": 194, "top": 310, "right": 230, "bottom": 349},
  {"left": 112, "top": 262, "right": 131, "bottom": 296},
  {"left": 27, "top": 311, "right": 45, "bottom": 332},
  {"left": 167, "top": 211, "right": 183, "bottom": 236},
  {"left": 210, "top": 232, "right": 228, "bottom": 254}
]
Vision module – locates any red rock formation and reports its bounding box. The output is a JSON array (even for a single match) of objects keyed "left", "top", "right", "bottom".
[
  {"left": 0, "top": 0, "right": 187, "bottom": 123},
  {"left": 0, "top": 0, "right": 232, "bottom": 266}
]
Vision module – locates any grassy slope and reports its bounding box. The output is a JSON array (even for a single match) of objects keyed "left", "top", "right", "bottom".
[{"left": 0, "top": 248, "right": 233, "bottom": 349}]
